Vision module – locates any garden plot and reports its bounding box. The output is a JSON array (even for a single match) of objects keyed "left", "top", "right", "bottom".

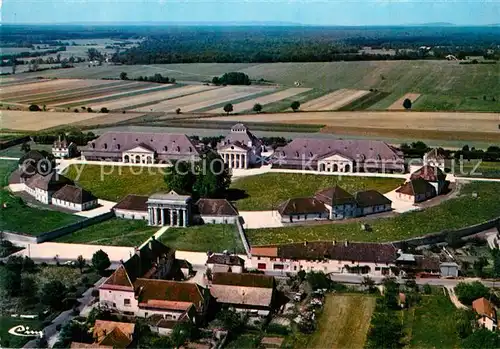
[
  {"left": 301, "top": 88, "right": 370, "bottom": 111},
  {"left": 0, "top": 110, "right": 115, "bottom": 131},
  {"left": 90, "top": 84, "right": 218, "bottom": 111},
  {"left": 134, "top": 86, "right": 269, "bottom": 113},
  {"left": 206, "top": 87, "right": 310, "bottom": 113},
  {"left": 388, "top": 93, "right": 421, "bottom": 110}
]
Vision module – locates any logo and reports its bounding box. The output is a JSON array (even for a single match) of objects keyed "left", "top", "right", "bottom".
[{"left": 7, "top": 325, "right": 43, "bottom": 338}]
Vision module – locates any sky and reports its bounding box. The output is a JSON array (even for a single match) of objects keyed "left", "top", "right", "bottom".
[{"left": 1, "top": 0, "right": 498, "bottom": 26}]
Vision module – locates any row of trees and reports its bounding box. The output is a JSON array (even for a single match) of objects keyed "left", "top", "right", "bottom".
[
  {"left": 120, "top": 72, "right": 176, "bottom": 84},
  {"left": 212, "top": 72, "right": 251, "bottom": 86}
]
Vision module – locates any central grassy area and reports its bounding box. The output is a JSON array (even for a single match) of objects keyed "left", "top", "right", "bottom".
[
  {"left": 160, "top": 224, "right": 244, "bottom": 253},
  {"left": 247, "top": 181, "right": 500, "bottom": 245},
  {"left": 54, "top": 218, "right": 158, "bottom": 246},
  {"left": 64, "top": 164, "right": 168, "bottom": 202},
  {"left": 230, "top": 173, "right": 403, "bottom": 211}
]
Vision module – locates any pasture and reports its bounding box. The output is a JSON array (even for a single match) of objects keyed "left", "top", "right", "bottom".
[
  {"left": 246, "top": 181, "right": 500, "bottom": 245},
  {"left": 300, "top": 88, "right": 370, "bottom": 111},
  {"left": 305, "top": 294, "right": 376, "bottom": 349},
  {"left": 230, "top": 173, "right": 402, "bottom": 211}
]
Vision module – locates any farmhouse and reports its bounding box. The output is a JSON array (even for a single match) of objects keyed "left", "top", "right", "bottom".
[
  {"left": 206, "top": 252, "right": 245, "bottom": 273},
  {"left": 194, "top": 198, "right": 239, "bottom": 224},
  {"left": 278, "top": 185, "right": 392, "bottom": 223},
  {"left": 272, "top": 138, "right": 404, "bottom": 173},
  {"left": 396, "top": 178, "right": 437, "bottom": 203},
  {"left": 217, "top": 123, "right": 264, "bottom": 169},
  {"left": 209, "top": 272, "right": 276, "bottom": 316},
  {"left": 52, "top": 137, "right": 77, "bottom": 158},
  {"left": 472, "top": 297, "right": 497, "bottom": 331},
  {"left": 70, "top": 320, "right": 135, "bottom": 348},
  {"left": 250, "top": 241, "right": 397, "bottom": 276},
  {"left": 113, "top": 194, "right": 149, "bottom": 220},
  {"left": 23, "top": 171, "right": 74, "bottom": 204},
  {"left": 51, "top": 184, "right": 98, "bottom": 211},
  {"left": 81, "top": 131, "right": 203, "bottom": 163},
  {"left": 99, "top": 238, "right": 210, "bottom": 324}
]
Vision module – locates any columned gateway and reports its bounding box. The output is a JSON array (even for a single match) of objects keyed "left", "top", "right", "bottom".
[{"left": 146, "top": 191, "right": 191, "bottom": 227}]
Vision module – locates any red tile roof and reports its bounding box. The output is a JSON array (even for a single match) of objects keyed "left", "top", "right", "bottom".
[
  {"left": 472, "top": 297, "right": 497, "bottom": 320},
  {"left": 113, "top": 194, "right": 149, "bottom": 212},
  {"left": 410, "top": 165, "right": 446, "bottom": 182},
  {"left": 212, "top": 272, "right": 274, "bottom": 288},
  {"left": 277, "top": 197, "right": 329, "bottom": 216}
]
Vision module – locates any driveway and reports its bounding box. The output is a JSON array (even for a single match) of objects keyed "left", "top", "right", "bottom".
[
  {"left": 445, "top": 286, "right": 468, "bottom": 309},
  {"left": 239, "top": 210, "right": 284, "bottom": 229}
]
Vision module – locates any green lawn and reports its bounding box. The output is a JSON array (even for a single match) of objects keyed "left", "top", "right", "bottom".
[
  {"left": 403, "top": 293, "right": 461, "bottom": 348},
  {"left": 230, "top": 173, "right": 403, "bottom": 211},
  {"left": 247, "top": 181, "right": 500, "bottom": 245},
  {"left": 54, "top": 218, "right": 158, "bottom": 246},
  {"left": 413, "top": 94, "right": 499, "bottom": 112},
  {"left": 0, "top": 159, "right": 18, "bottom": 186},
  {"left": 0, "top": 316, "right": 43, "bottom": 348},
  {"left": 64, "top": 164, "right": 168, "bottom": 202},
  {"left": 159, "top": 224, "right": 244, "bottom": 253}
]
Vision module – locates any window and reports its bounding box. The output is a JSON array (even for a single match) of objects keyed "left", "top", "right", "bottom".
[
  {"left": 124, "top": 299, "right": 131, "bottom": 307},
  {"left": 145, "top": 312, "right": 148, "bottom": 317},
  {"left": 116, "top": 144, "right": 121, "bottom": 150},
  {"left": 273, "top": 264, "right": 284, "bottom": 270},
  {"left": 375, "top": 267, "right": 380, "bottom": 271},
  {"left": 164, "top": 146, "right": 168, "bottom": 151},
  {"left": 103, "top": 143, "right": 108, "bottom": 149},
  {"left": 257, "top": 263, "right": 266, "bottom": 269}
]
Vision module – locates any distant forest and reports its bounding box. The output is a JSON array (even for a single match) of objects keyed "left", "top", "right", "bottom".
[{"left": 2, "top": 24, "right": 499, "bottom": 64}]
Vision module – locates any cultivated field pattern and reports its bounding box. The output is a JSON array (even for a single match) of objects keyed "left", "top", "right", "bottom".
[
  {"left": 301, "top": 88, "right": 370, "bottom": 111},
  {"left": 388, "top": 93, "right": 421, "bottom": 110}
]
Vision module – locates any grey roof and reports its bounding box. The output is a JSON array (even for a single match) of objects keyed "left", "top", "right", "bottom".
[
  {"left": 273, "top": 138, "right": 404, "bottom": 169},
  {"left": 396, "top": 178, "right": 436, "bottom": 196},
  {"left": 82, "top": 131, "right": 202, "bottom": 160},
  {"left": 277, "top": 197, "right": 329, "bottom": 216},
  {"left": 52, "top": 185, "right": 97, "bottom": 204},
  {"left": 218, "top": 124, "right": 262, "bottom": 150},
  {"left": 147, "top": 190, "right": 191, "bottom": 203},
  {"left": 196, "top": 199, "right": 238, "bottom": 216},
  {"left": 355, "top": 190, "right": 392, "bottom": 207},
  {"left": 25, "top": 172, "right": 74, "bottom": 191},
  {"left": 315, "top": 185, "right": 357, "bottom": 206},
  {"left": 440, "top": 262, "right": 459, "bottom": 267},
  {"left": 113, "top": 194, "right": 149, "bottom": 212}
]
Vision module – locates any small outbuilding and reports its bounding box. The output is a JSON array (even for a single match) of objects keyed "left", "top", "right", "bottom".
[
  {"left": 52, "top": 184, "right": 98, "bottom": 211},
  {"left": 194, "top": 198, "right": 239, "bottom": 224},
  {"left": 277, "top": 197, "right": 329, "bottom": 223},
  {"left": 112, "top": 194, "right": 149, "bottom": 220},
  {"left": 440, "top": 262, "right": 459, "bottom": 278}
]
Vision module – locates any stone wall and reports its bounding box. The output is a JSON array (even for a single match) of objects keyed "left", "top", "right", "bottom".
[{"left": 393, "top": 217, "right": 500, "bottom": 248}]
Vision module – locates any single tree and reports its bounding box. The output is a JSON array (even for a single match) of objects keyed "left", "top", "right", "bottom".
[
  {"left": 217, "top": 308, "right": 246, "bottom": 334},
  {"left": 21, "top": 142, "right": 31, "bottom": 153},
  {"left": 76, "top": 255, "right": 86, "bottom": 274},
  {"left": 40, "top": 280, "right": 67, "bottom": 310},
  {"left": 120, "top": 72, "right": 128, "bottom": 80},
  {"left": 100, "top": 107, "right": 109, "bottom": 113},
  {"left": 91, "top": 250, "right": 111, "bottom": 275},
  {"left": 253, "top": 103, "right": 263, "bottom": 113},
  {"left": 403, "top": 98, "right": 412, "bottom": 110},
  {"left": 164, "top": 161, "right": 197, "bottom": 195},
  {"left": 291, "top": 101, "right": 301, "bottom": 112},
  {"left": 193, "top": 151, "right": 231, "bottom": 198},
  {"left": 176, "top": 108, "right": 181, "bottom": 114},
  {"left": 297, "top": 269, "right": 306, "bottom": 282},
  {"left": 29, "top": 104, "right": 42, "bottom": 111},
  {"left": 306, "top": 271, "right": 331, "bottom": 291},
  {"left": 223, "top": 103, "right": 233, "bottom": 115},
  {"left": 87, "top": 107, "right": 93, "bottom": 113}
]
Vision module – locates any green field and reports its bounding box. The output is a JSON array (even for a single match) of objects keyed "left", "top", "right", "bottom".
[
  {"left": 305, "top": 294, "right": 375, "bottom": 349},
  {"left": 17, "top": 61, "right": 499, "bottom": 111},
  {"left": 0, "top": 142, "right": 53, "bottom": 159},
  {"left": 64, "top": 164, "right": 168, "bottom": 201},
  {"left": 159, "top": 224, "right": 244, "bottom": 253},
  {"left": 0, "top": 160, "right": 17, "bottom": 186},
  {"left": 247, "top": 181, "right": 500, "bottom": 245},
  {"left": 230, "top": 173, "right": 403, "bottom": 211},
  {"left": 403, "top": 293, "right": 461, "bottom": 348},
  {"left": 54, "top": 218, "right": 158, "bottom": 246}
]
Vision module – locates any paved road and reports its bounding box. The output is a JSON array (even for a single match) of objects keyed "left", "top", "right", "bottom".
[{"left": 23, "top": 277, "right": 106, "bottom": 348}]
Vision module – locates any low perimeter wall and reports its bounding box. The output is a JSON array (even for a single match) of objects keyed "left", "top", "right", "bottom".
[
  {"left": 393, "top": 216, "right": 500, "bottom": 248},
  {"left": 2, "top": 211, "right": 114, "bottom": 244},
  {"left": 236, "top": 217, "right": 251, "bottom": 256}
]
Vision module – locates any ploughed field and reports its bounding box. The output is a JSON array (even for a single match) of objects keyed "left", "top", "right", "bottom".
[{"left": 14, "top": 60, "right": 498, "bottom": 111}]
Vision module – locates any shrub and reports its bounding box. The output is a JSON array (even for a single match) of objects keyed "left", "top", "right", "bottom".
[
  {"left": 29, "top": 104, "right": 42, "bottom": 111},
  {"left": 267, "top": 323, "right": 290, "bottom": 335},
  {"left": 100, "top": 107, "right": 109, "bottom": 113},
  {"left": 423, "top": 284, "right": 432, "bottom": 294},
  {"left": 455, "top": 281, "right": 489, "bottom": 305},
  {"left": 74, "top": 109, "right": 79, "bottom": 113},
  {"left": 87, "top": 107, "right": 93, "bottom": 113}
]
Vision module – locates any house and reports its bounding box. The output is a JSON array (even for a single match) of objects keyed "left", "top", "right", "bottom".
[
  {"left": 217, "top": 124, "right": 264, "bottom": 169},
  {"left": 410, "top": 165, "right": 447, "bottom": 195},
  {"left": 99, "top": 238, "right": 210, "bottom": 323},
  {"left": 206, "top": 252, "right": 245, "bottom": 273},
  {"left": 472, "top": 297, "right": 497, "bottom": 331},
  {"left": 209, "top": 272, "right": 276, "bottom": 316},
  {"left": 277, "top": 197, "right": 329, "bottom": 223},
  {"left": 423, "top": 148, "right": 446, "bottom": 170},
  {"left": 395, "top": 253, "right": 441, "bottom": 277},
  {"left": 113, "top": 194, "right": 149, "bottom": 220},
  {"left": 395, "top": 178, "right": 437, "bottom": 203},
  {"left": 81, "top": 132, "right": 203, "bottom": 163},
  {"left": 272, "top": 138, "right": 404, "bottom": 173},
  {"left": 70, "top": 320, "right": 135, "bottom": 348},
  {"left": 355, "top": 190, "right": 392, "bottom": 216},
  {"left": 51, "top": 184, "right": 98, "bottom": 211},
  {"left": 23, "top": 171, "right": 74, "bottom": 204},
  {"left": 440, "top": 262, "right": 459, "bottom": 277},
  {"left": 194, "top": 198, "right": 239, "bottom": 224},
  {"left": 250, "top": 241, "right": 397, "bottom": 276},
  {"left": 52, "top": 137, "right": 77, "bottom": 158},
  {"left": 314, "top": 185, "right": 357, "bottom": 220}
]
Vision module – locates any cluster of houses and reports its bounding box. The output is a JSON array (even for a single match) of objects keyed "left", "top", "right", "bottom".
[{"left": 16, "top": 150, "right": 98, "bottom": 211}]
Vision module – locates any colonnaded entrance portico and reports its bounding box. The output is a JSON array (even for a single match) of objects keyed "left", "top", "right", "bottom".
[{"left": 147, "top": 191, "right": 191, "bottom": 227}]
